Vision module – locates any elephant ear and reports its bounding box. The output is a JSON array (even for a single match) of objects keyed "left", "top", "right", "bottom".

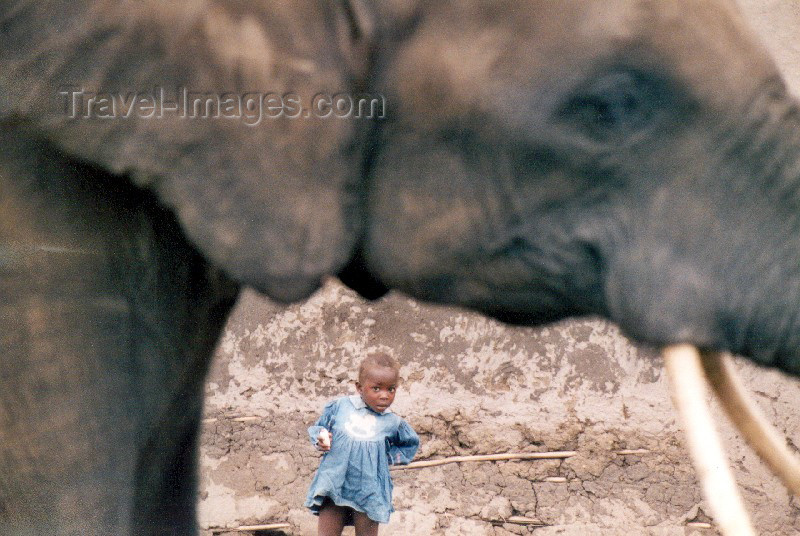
[{"left": 0, "top": 0, "right": 375, "bottom": 302}]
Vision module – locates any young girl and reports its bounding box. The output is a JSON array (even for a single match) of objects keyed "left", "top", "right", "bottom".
[{"left": 305, "top": 353, "right": 419, "bottom": 536}]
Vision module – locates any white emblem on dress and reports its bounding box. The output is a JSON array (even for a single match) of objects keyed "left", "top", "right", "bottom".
[{"left": 344, "top": 412, "right": 378, "bottom": 439}]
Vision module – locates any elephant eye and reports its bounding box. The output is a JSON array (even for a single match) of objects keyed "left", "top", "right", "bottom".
[{"left": 559, "top": 70, "right": 664, "bottom": 141}]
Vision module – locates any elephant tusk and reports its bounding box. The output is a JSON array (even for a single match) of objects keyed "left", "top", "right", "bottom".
[
  {"left": 701, "top": 351, "right": 800, "bottom": 497},
  {"left": 663, "top": 344, "right": 755, "bottom": 536}
]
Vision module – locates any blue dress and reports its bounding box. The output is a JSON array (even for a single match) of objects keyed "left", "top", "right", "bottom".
[{"left": 304, "top": 395, "right": 420, "bottom": 523}]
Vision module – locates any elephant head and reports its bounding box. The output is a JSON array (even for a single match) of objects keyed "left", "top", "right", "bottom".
[
  {"left": 357, "top": 0, "right": 800, "bottom": 376},
  {"left": 1, "top": 0, "right": 799, "bottom": 534},
  {"left": 5, "top": 0, "right": 797, "bottom": 371}
]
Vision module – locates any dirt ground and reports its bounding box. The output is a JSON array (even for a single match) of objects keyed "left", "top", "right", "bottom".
[
  {"left": 197, "top": 3, "right": 800, "bottom": 535},
  {"left": 198, "top": 283, "right": 800, "bottom": 536}
]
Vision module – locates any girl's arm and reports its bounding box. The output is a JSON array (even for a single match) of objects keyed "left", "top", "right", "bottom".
[
  {"left": 308, "top": 399, "right": 338, "bottom": 449},
  {"left": 387, "top": 420, "right": 420, "bottom": 465}
]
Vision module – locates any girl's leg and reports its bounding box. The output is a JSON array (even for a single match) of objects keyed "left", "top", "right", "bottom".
[
  {"left": 353, "top": 511, "right": 379, "bottom": 536},
  {"left": 318, "top": 499, "right": 348, "bottom": 536}
]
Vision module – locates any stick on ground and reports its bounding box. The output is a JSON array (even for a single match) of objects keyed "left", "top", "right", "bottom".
[
  {"left": 210, "top": 523, "right": 292, "bottom": 533},
  {"left": 393, "top": 451, "right": 577, "bottom": 470}
]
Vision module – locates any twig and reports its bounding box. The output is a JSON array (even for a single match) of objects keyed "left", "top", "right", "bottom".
[
  {"left": 506, "top": 516, "right": 546, "bottom": 525},
  {"left": 485, "top": 515, "right": 546, "bottom": 525},
  {"left": 210, "top": 523, "right": 291, "bottom": 533},
  {"left": 663, "top": 344, "right": 755, "bottom": 536},
  {"left": 201, "top": 415, "right": 261, "bottom": 425},
  {"left": 393, "top": 451, "right": 577, "bottom": 470}
]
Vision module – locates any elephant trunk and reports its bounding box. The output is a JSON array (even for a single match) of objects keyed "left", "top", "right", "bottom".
[{"left": 604, "top": 91, "right": 800, "bottom": 375}]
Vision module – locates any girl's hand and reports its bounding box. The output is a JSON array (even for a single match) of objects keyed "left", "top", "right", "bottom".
[{"left": 317, "top": 429, "right": 332, "bottom": 451}]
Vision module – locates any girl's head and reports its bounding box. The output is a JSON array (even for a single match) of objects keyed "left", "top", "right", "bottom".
[{"left": 356, "top": 353, "right": 400, "bottom": 414}]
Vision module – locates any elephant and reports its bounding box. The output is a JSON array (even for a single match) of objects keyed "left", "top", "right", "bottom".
[{"left": 1, "top": 0, "right": 800, "bottom": 534}]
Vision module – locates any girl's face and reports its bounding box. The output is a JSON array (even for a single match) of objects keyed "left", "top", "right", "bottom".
[{"left": 356, "top": 365, "right": 399, "bottom": 414}]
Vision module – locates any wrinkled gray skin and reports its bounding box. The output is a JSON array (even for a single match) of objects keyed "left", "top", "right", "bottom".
[{"left": 1, "top": 0, "right": 799, "bottom": 534}]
